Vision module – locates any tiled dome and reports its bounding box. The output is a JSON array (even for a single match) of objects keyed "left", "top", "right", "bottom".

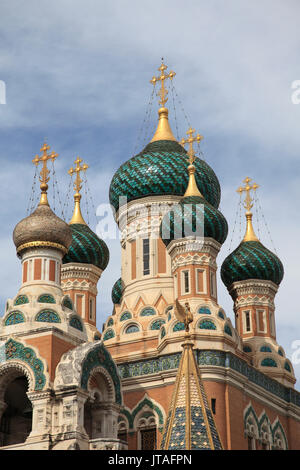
[
  {"left": 13, "top": 204, "right": 72, "bottom": 255},
  {"left": 109, "top": 140, "right": 221, "bottom": 212},
  {"left": 221, "top": 240, "right": 284, "bottom": 288},
  {"left": 160, "top": 195, "right": 228, "bottom": 246},
  {"left": 62, "top": 224, "right": 109, "bottom": 271},
  {"left": 111, "top": 278, "right": 124, "bottom": 305}
]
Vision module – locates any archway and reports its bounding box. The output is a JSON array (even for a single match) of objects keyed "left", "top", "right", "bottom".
[{"left": 0, "top": 375, "right": 32, "bottom": 447}]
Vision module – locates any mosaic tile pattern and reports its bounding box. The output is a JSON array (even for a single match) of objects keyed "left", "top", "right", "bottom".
[
  {"left": 198, "top": 307, "right": 211, "bottom": 315},
  {"left": 81, "top": 342, "right": 121, "bottom": 404},
  {"left": 1, "top": 338, "right": 46, "bottom": 390},
  {"left": 150, "top": 319, "right": 165, "bottom": 330},
  {"left": 38, "top": 294, "right": 56, "bottom": 304},
  {"left": 63, "top": 223, "right": 109, "bottom": 270},
  {"left": 107, "top": 317, "right": 114, "bottom": 326},
  {"left": 221, "top": 240, "right": 284, "bottom": 288},
  {"left": 69, "top": 316, "right": 83, "bottom": 331},
  {"left": 261, "top": 358, "right": 277, "bottom": 367},
  {"left": 120, "top": 311, "right": 132, "bottom": 322},
  {"left": 140, "top": 307, "right": 156, "bottom": 316},
  {"left": 125, "top": 324, "right": 140, "bottom": 334},
  {"left": 224, "top": 324, "right": 232, "bottom": 336},
  {"left": 160, "top": 195, "right": 228, "bottom": 247},
  {"left": 103, "top": 328, "right": 115, "bottom": 341},
  {"left": 260, "top": 345, "right": 272, "bottom": 352},
  {"left": 14, "top": 295, "right": 29, "bottom": 306},
  {"left": 198, "top": 320, "right": 216, "bottom": 330},
  {"left": 173, "top": 321, "right": 185, "bottom": 332},
  {"left": 35, "top": 309, "right": 61, "bottom": 323},
  {"left": 63, "top": 296, "right": 73, "bottom": 310},
  {"left": 111, "top": 277, "right": 124, "bottom": 304},
  {"left": 4, "top": 311, "right": 25, "bottom": 326},
  {"left": 109, "top": 140, "right": 221, "bottom": 211}
]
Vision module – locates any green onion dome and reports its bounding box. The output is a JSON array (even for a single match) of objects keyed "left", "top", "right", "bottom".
[
  {"left": 160, "top": 195, "right": 228, "bottom": 247},
  {"left": 62, "top": 223, "right": 109, "bottom": 271},
  {"left": 109, "top": 140, "right": 221, "bottom": 212},
  {"left": 111, "top": 278, "right": 124, "bottom": 304},
  {"left": 221, "top": 240, "right": 284, "bottom": 289}
]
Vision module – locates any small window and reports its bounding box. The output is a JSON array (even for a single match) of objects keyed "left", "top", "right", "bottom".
[
  {"left": 143, "top": 239, "right": 150, "bottom": 276},
  {"left": 211, "top": 398, "right": 216, "bottom": 415},
  {"left": 210, "top": 271, "right": 216, "bottom": 297},
  {"left": 182, "top": 270, "right": 190, "bottom": 294},
  {"left": 245, "top": 311, "right": 251, "bottom": 332},
  {"left": 89, "top": 298, "right": 94, "bottom": 320}
]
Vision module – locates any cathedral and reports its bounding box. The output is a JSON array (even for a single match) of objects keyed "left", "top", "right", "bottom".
[{"left": 0, "top": 62, "right": 300, "bottom": 451}]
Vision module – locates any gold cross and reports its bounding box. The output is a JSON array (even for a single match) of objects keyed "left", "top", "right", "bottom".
[
  {"left": 68, "top": 157, "right": 89, "bottom": 195},
  {"left": 237, "top": 177, "right": 259, "bottom": 212},
  {"left": 32, "top": 142, "right": 58, "bottom": 205},
  {"left": 150, "top": 60, "right": 176, "bottom": 107},
  {"left": 180, "top": 127, "right": 203, "bottom": 164}
]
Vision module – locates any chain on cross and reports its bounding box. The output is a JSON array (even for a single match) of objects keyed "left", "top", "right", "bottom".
[
  {"left": 32, "top": 142, "right": 58, "bottom": 188},
  {"left": 68, "top": 157, "right": 89, "bottom": 195},
  {"left": 150, "top": 60, "right": 176, "bottom": 107},
  {"left": 180, "top": 127, "right": 203, "bottom": 165},
  {"left": 237, "top": 177, "right": 259, "bottom": 212}
]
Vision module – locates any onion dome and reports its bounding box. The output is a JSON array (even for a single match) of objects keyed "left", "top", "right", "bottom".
[
  {"left": 13, "top": 142, "right": 72, "bottom": 256},
  {"left": 62, "top": 224, "right": 109, "bottom": 270},
  {"left": 111, "top": 278, "right": 124, "bottom": 305},
  {"left": 62, "top": 157, "right": 109, "bottom": 271},
  {"left": 221, "top": 177, "right": 284, "bottom": 289},
  {"left": 109, "top": 137, "right": 221, "bottom": 213},
  {"left": 221, "top": 240, "right": 284, "bottom": 288},
  {"left": 160, "top": 195, "right": 228, "bottom": 246},
  {"left": 13, "top": 204, "right": 72, "bottom": 256},
  {"left": 160, "top": 127, "right": 228, "bottom": 247}
]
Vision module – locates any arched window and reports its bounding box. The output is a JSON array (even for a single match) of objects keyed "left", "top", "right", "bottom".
[
  {"left": 120, "top": 311, "right": 132, "bottom": 322},
  {"left": 198, "top": 319, "right": 216, "bottom": 330},
  {"left": 198, "top": 306, "right": 211, "bottom": 315},
  {"left": 140, "top": 307, "right": 155, "bottom": 317},
  {"left": 125, "top": 324, "right": 140, "bottom": 334},
  {"left": 103, "top": 329, "right": 115, "bottom": 341},
  {"left": 0, "top": 375, "right": 32, "bottom": 447},
  {"left": 137, "top": 412, "right": 157, "bottom": 450},
  {"left": 38, "top": 294, "right": 56, "bottom": 304},
  {"left": 35, "top": 310, "right": 61, "bottom": 323},
  {"left": 150, "top": 319, "right": 165, "bottom": 331}
]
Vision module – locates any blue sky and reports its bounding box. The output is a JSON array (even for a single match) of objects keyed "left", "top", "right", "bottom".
[{"left": 0, "top": 0, "right": 300, "bottom": 382}]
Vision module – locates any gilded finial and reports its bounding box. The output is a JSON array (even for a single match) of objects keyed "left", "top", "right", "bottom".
[
  {"left": 68, "top": 157, "right": 89, "bottom": 225},
  {"left": 150, "top": 60, "right": 177, "bottom": 142},
  {"left": 237, "top": 177, "right": 259, "bottom": 242},
  {"left": 32, "top": 142, "right": 58, "bottom": 206},
  {"left": 180, "top": 127, "right": 204, "bottom": 197},
  {"left": 150, "top": 59, "right": 176, "bottom": 108}
]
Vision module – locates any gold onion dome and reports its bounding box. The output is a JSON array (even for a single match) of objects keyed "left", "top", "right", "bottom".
[
  {"left": 109, "top": 61, "right": 221, "bottom": 213},
  {"left": 221, "top": 178, "right": 284, "bottom": 289},
  {"left": 13, "top": 143, "right": 72, "bottom": 257}
]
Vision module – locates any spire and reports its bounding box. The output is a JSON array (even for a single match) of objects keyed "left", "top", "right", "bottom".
[
  {"left": 32, "top": 142, "right": 58, "bottom": 206},
  {"left": 180, "top": 127, "right": 203, "bottom": 197},
  {"left": 161, "top": 301, "right": 222, "bottom": 450},
  {"left": 150, "top": 60, "right": 177, "bottom": 142},
  {"left": 68, "top": 157, "right": 89, "bottom": 225},
  {"left": 237, "top": 177, "right": 259, "bottom": 242}
]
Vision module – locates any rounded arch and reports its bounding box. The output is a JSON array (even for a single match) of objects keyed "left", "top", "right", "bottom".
[
  {"left": 122, "top": 322, "right": 141, "bottom": 335},
  {"left": 149, "top": 318, "right": 165, "bottom": 331},
  {"left": 69, "top": 314, "right": 84, "bottom": 332},
  {"left": 4, "top": 311, "right": 26, "bottom": 326},
  {"left": 87, "top": 365, "right": 116, "bottom": 403},
  {"left": 197, "top": 318, "right": 217, "bottom": 330},
  {"left": 119, "top": 311, "right": 132, "bottom": 322},
  {"left": 35, "top": 309, "right": 61, "bottom": 323},
  {"left": 0, "top": 366, "right": 33, "bottom": 447},
  {"left": 139, "top": 306, "right": 156, "bottom": 317}
]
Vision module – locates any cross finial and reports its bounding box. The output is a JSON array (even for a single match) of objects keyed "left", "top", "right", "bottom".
[
  {"left": 68, "top": 157, "right": 89, "bottom": 195},
  {"left": 180, "top": 127, "right": 203, "bottom": 165},
  {"left": 68, "top": 157, "right": 89, "bottom": 225},
  {"left": 237, "top": 177, "right": 260, "bottom": 242},
  {"left": 32, "top": 142, "right": 58, "bottom": 205},
  {"left": 150, "top": 60, "right": 176, "bottom": 108},
  {"left": 237, "top": 177, "right": 259, "bottom": 213}
]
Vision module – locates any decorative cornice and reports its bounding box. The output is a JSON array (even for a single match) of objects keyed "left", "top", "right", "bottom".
[
  {"left": 168, "top": 237, "right": 221, "bottom": 259},
  {"left": 229, "top": 279, "right": 278, "bottom": 300},
  {"left": 17, "top": 241, "right": 67, "bottom": 255}
]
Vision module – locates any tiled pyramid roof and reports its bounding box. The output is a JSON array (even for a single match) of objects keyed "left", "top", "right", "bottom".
[{"left": 160, "top": 336, "right": 223, "bottom": 450}]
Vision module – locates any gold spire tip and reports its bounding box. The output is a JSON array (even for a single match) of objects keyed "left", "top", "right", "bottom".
[
  {"left": 150, "top": 61, "right": 177, "bottom": 142},
  {"left": 32, "top": 142, "right": 58, "bottom": 206},
  {"left": 237, "top": 177, "right": 260, "bottom": 242},
  {"left": 68, "top": 157, "right": 89, "bottom": 225},
  {"left": 180, "top": 127, "right": 204, "bottom": 197}
]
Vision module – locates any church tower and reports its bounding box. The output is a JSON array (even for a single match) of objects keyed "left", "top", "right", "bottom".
[
  {"left": 61, "top": 157, "right": 109, "bottom": 341},
  {"left": 221, "top": 178, "right": 295, "bottom": 387}
]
